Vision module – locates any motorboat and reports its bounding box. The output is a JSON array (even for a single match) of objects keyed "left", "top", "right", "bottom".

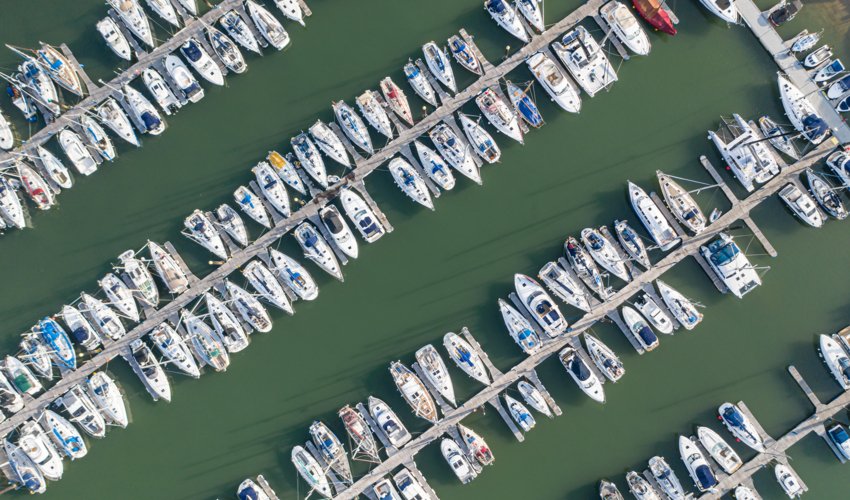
[
  {"left": 165, "top": 54, "right": 204, "bottom": 103},
  {"left": 804, "top": 45, "right": 832, "bottom": 69},
  {"left": 225, "top": 280, "right": 273, "bottom": 333},
  {"left": 403, "top": 61, "right": 438, "bottom": 107},
  {"left": 59, "top": 385, "right": 106, "bottom": 437},
  {"left": 656, "top": 280, "right": 702, "bottom": 330},
  {"left": 414, "top": 344, "right": 456, "bottom": 406},
  {"left": 7, "top": 81, "right": 38, "bottom": 123},
  {"left": 246, "top": 0, "right": 290, "bottom": 50},
  {"left": 827, "top": 151, "right": 850, "bottom": 189},
  {"left": 17, "top": 162, "right": 55, "bottom": 210},
  {"left": 657, "top": 171, "right": 706, "bottom": 234},
  {"left": 514, "top": 273, "right": 567, "bottom": 337},
  {"left": 388, "top": 157, "right": 434, "bottom": 210},
  {"left": 207, "top": 27, "right": 247, "bottom": 74},
  {"left": 86, "top": 371, "right": 128, "bottom": 428},
  {"left": 18, "top": 420, "right": 63, "bottom": 481},
  {"left": 791, "top": 29, "right": 821, "bottom": 52},
  {"left": 827, "top": 423, "right": 850, "bottom": 461},
  {"left": 292, "top": 133, "right": 329, "bottom": 188},
  {"left": 293, "top": 222, "right": 344, "bottom": 281},
  {"left": 19, "top": 58, "right": 60, "bottom": 116},
  {"left": 0, "top": 109, "right": 13, "bottom": 150},
  {"left": 61, "top": 304, "right": 101, "bottom": 351},
  {"left": 177, "top": 0, "right": 197, "bottom": 15},
  {"left": 475, "top": 88, "right": 523, "bottom": 143},
  {"left": 614, "top": 220, "right": 652, "bottom": 269},
  {"left": 339, "top": 187, "right": 385, "bottom": 242},
  {"left": 267, "top": 150, "right": 307, "bottom": 194},
  {"left": 700, "top": 232, "right": 761, "bottom": 298},
  {"left": 19, "top": 337, "right": 52, "bottom": 380},
  {"left": 599, "top": 480, "right": 624, "bottom": 500},
  {"left": 4, "top": 440, "right": 46, "bottom": 494},
  {"left": 106, "top": 0, "right": 153, "bottom": 47},
  {"left": 633, "top": 293, "right": 674, "bottom": 334},
  {"left": 718, "top": 402, "right": 764, "bottom": 452},
  {"left": 422, "top": 42, "right": 456, "bottom": 92},
  {"left": 274, "top": 0, "right": 305, "bottom": 26},
  {"left": 836, "top": 96, "right": 850, "bottom": 114},
  {"left": 122, "top": 84, "right": 165, "bottom": 135},
  {"left": 128, "top": 338, "right": 172, "bottom": 401},
  {"left": 253, "top": 161, "right": 291, "bottom": 217},
  {"left": 414, "top": 140, "right": 455, "bottom": 191},
  {"left": 774, "top": 464, "right": 803, "bottom": 498},
  {"left": 734, "top": 486, "right": 759, "bottom": 500},
  {"left": 58, "top": 129, "right": 97, "bottom": 175},
  {"left": 807, "top": 169, "right": 847, "bottom": 220},
  {"left": 628, "top": 181, "right": 680, "bottom": 251},
  {"left": 526, "top": 51, "right": 582, "bottom": 113},
  {"left": 96, "top": 17, "right": 132, "bottom": 61},
  {"left": 291, "top": 446, "right": 333, "bottom": 499},
  {"left": 393, "top": 467, "right": 434, "bottom": 500},
  {"left": 184, "top": 209, "right": 227, "bottom": 259},
  {"left": 649, "top": 456, "right": 685, "bottom": 500},
  {"left": 484, "top": 0, "right": 529, "bottom": 43},
  {"left": 308, "top": 120, "right": 350, "bottom": 167},
  {"left": 0, "top": 372, "right": 23, "bottom": 413},
  {"left": 447, "top": 35, "right": 482, "bottom": 76},
  {"left": 584, "top": 333, "right": 625, "bottom": 382},
  {"left": 632, "top": 0, "right": 676, "bottom": 35},
  {"left": 373, "top": 479, "right": 401, "bottom": 500},
  {"left": 559, "top": 347, "right": 605, "bottom": 403},
  {"left": 581, "top": 227, "right": 630, "bottom": 282},
  {"left": 4, "top": 355, "right": 41, "bottom": 396},
  {"left": 145, "top": 0, "right": 179, "bottom": 26},
  {"left": 428, "top": 123, "right": 481, "bottom": 183},
  {"left": 142, "top": 67, "right": 182, "bottom": 115},
  {"left": 338, "top": 405, "right": 380, "bottom": 462},
  {"left": 118, "top": 250, "right": 160, "bottom": 307},
  {"left": 320, "top": 205, "right": 358, "bottom": 259},
  {"left": 778, "top": 182, "right": 824, "bottom": 228},
  {"left": 205, "top": 293, "right": 250, "bottom": 353},
  {"left": 814, "top": 59, "right": 844, "bottom": 83},
  {"left": 180, "top": 38, "right": 224, "bottom": 86},
  {"left": 390, "top": 361, "right": 438, "bottom": 423},
  {"left": 356, "top": 90, "right": 393, "bottom": 138},
  {"left": 779, "top": 73, "right": 830, "bottom": 144},
  {"left": 459, "top": 114, "right": 501, "bottom": 164},
  {"left": 516, "top": 0, "right": 544, "bottom": 31},
  {"left": 564, "top": 235, "right": 610, "bottom": 299},
  {"left": 183, "top": 310, "right": 229, "bottom": 372},
  {"left": 819, "top": 334, "right": 850, "bottom": 389},
  {"left": 38, "top": 410, "right": 87, "bottom": 460},
  {"left": 269, "top": 248, "right": 319, "bottom": 301},
  {"left": 219, "top": 10, "right": 262, "bottom": 55},
  {"left": 309, "top": 421, "right": 352, "bottom": 483},
  {"left": 538, "top": 261, "right": 591, "bottom": 312},
  {"left": 368, "top": 396, "right": 411, "bottom": 447},
  {"left": 36, "top": 317, "right": 75, "bottom": 370},
  {"left": 0, "top": 176, "right": 26, "bottom": 229},
  {"left": 443, "top": 332, "right": 490, "bottom": 384},
  {"left": 441, "top": 438, "right": 476, "bottom": 484},
  {"left": 504, "top": 394, "right": 535, "bottom": 432},
  {"left": 626, "top": 471, "right": 661, "bottom": 500},
  {"left": 696, "top": 426, "right": 742, "bottom": 474},
  {"left": 757, "top": 115, "right": 799, "bottom": 160},
  {"left": 149, "top": 322, "right": 200, "bottom": 378},
  {"left": 709, "top": 114, "right": 780, "bottom": 191},
  {"left": 552, "top": 26, "right": 618, "bottom": 97},
  {"left": 679, "top": 436, "right": 718, "bottom": 492},
  {"left": 148, "top": 240, "right": 189, "bottom": 294},
  {"left": 242, "top": 260, "right": 293, "bottom": 314},
  {"left": 827, "top": 74, "right": 850, "bottom": 99},
  {"left": 600, "top": 1, "right": 651, "bottom": 56},
  {"left": 622, "top": 305, "right": 659, "bottom": 351},
  {"left": 498, "top": 298, "right": 542, "bottom": 355},
  {"left": 517, "top": 380, "right": 552, "bottom": 418},
  {"left": 98, "top": 272, "right": 140, "bottom": 322},
  {"left": 698, "top": 0, "right": 739, "bottom": 23},
  {"left": 458, "top": 423, "right": 494, "bottom": 466},
  {"left": 96, "top": 98, "right": 139, "bottom": 146},
  {"left": 234, "top": 185, "right": 271, "bottom": 228},
  {"left": 333, "top": 100, "right": 373, "bottom": 155},
  {"left": 79, "top": 293, "right": 126, "bottom": 345},
  {"left": 237, "top": 479, "right": 269, "bottom": 500}
]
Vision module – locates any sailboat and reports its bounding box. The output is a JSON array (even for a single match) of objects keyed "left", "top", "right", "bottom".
[
  {"left": 36, "top": 146, "right": 72, "bottom": 189},
  {"left": 414, "top": 344, "right": 456, "bottom": 406}
]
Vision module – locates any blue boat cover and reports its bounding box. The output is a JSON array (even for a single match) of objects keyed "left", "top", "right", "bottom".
[
  {"left": 829, "top": 425, "right": 850, "bottom": 444},
  {"left": 695, "top": 465, "right": 717, "bottom": 489},
  {"left": 70, "top": 327, "right": 90, "bottom": 344},
  {"left": 802, "top": 114, "right": 829, "bottom": 143},
  {"left": 141, "top": 112, "right": 161, "bottom": 131},
  {"left": 238, "top": 486, "right": 260, "bottom": 500},
  {"left": 569, "top": 356, "right": 590, "bottom": 380},
  {"left": 722, "top": 406, "right": 745, "bottom": 427},
  {"left": 182, "top": 40, "right": 202, "bottom": 62},
  {"left": 638, "top": 326, "right": 657, "bottom": 346}
]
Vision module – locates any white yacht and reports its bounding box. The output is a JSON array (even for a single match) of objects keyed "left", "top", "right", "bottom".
[
  {"left": 80, "top": 292, "right": 126, "bottom": 341},
  {"left": 98, "top": 272, "right": 140, "bottom": 322},
  {"left": 517, "top": 380, "right": 552, "bottom": 417},
  {"left": 700, "top": 233, "right": 761, "bottom": 298},
  {"left": 17, "top": 162, "right": 55, "bottom": 210},
  {"left": 122, "top": 84, "right": 165, "bottom": 135},
  {"left": 308, "top": 120, "right": 350, "bottom": 167},
  {"left": 806, "top": 169, "right": 847, "bottom": 220},
  {"left": 5, "top": 440, "right": 46, "bottom": 494},
  {"left": 0, "top": 177, "right": 25, "bottom": 229},
  {"left": 526, "top": 52, "right": 582, "bottom": 113},
  {"left": 86, "top": 371, "right": 128, "bottom": 428},
  {"left": 393, "top": 467, "right": 434, "bottom": 500},
  {"left": 234, "top": 185, "right": 272, "bottom": 228},
  {"left": 340, "top": 187, "right": 385, "bottom": 242},
  {"left": 475, "top": 88, "right": 523, "bottom": 143},
  {"left": 696, "top": 426, "right": 742, "bottom": 474},
  {"left": 498, "top": 298, "right": 542, "bottom": 355},
  {"left": 515, "top": 273, "right": 568, "bottom": 337},
  {"left": 182, "top": 310, "right": 229, "bottom": 372},
  {"left": 368, "top": 396, "right": 411, "bottom": 447},
  {"left": 215, "top": 203, "right": 249, "bottom": 247},
  {"left": 128, "top": 339, "right": 171, "bottom": 401},
  {"left": 145, "top": 0, "right": 179, "bottom": 26},
  {"left": 778, "top": 72, "right": 830, "bottom": 145},
  {"left": 148, "top": 241, "right": 189, "bottom": 294},
  {"left": 118, "top": 250, "right": 159, "bottom": 307},
  {"left": 775, "top": 464, "right": 804, "bottom": 498},
  {"left": 59, "top": 385, "right": 106, "bottom": 437},
  {"left": 107, "top": 0, "right": 153, "bottom": 47},
  {"left": 243, "top": 260, "right": 293, "bottom": 314},
  {"left": 390, "top": 361, "right": 438, "bottom": 423},
  {"left": 81, "top": 116, "right": 116, "bottom": 162},
  {"left": 58, "top": 129, "right": 97, "bottom": 176},
  {"left": 484, "top": 0, "right": 529, "bottom": 43},
  {"left": 504, "top": 394, "right": 535, "bottom": 432},
  {"left": 443, "top": 332, "right": 490, "bottom": 384},
  {"left": 165, "top": 54, "right": 204, "bottom": 103},
  {"left": 422, "top": 42, "right": 456, "bottom": 92},
  {"left": 698, "top": 0, "right": 740, "bottom": 24},
  {"left": 819, "top": 334, "right": 850, "bottom": 389},
  {"left": 96, "top": 17, "right": 132, "bottom": 60},
  {"left": 827, "top": 151, "right": 850, "bottom": 189},
  {"left": 253, "top": 161, "right": 291, "bottom": 217},
  {"left": 448, "top": 34, "right": 483, "bottom": 76},
  {"left": 734, "top": 486, "right": 759, "bottom": 500},
  {"left": 180, "top": 38, "right": 224, "bottom": 86},
  {"left": 19, "top": 58, "right": 59, "bottom": 116},
  {"left": 679, "top": 436, "right": 718, "bottom": 492},
  {"left": 62, "top": 304, "right": 102, "bottom": 351},
  {"left": 96, "top": 98, "right": 139, "bottom": 146},
  {"left": 142, "top": 68, "right": 181, "bottom": 115},
  {"left": 428, "top": 123, "right": 481, "bottom": 184},
  {"left": 205, "top": 293, "right": 250, "bottom": 353},
  {"left": 268, "top": 249, "right": 318, "bottom": 301},
  {"left": 18, "top": 420, "right": 63, "bottom": 481},
  {"left": 599, "top": 1, "right": 651, "bottom": 56},
  {"left": 184, "top": 209, "right": 227, "bottom": 259},
  {"left": 552, "top": 26, "right": 618, "bottom": 97},
  {"left": 267, "top": 150, "right": 307, "bottom": 194},
  {"left": 4, "top": 356, "right": 41, "bottom": 396},
  {"left": 309, "top": 421, "right": 352, "bottom": 484},
  {"left": 718, "top": 402, "right": 764, "bottom": 452},
  {"left": 333, "top": 100, "right": 373, "bottom": 155},
  {"left": 581, "top": 227, "right": 630, "bottom": 282},
  {"left": 177, "top": 0, "right": 197, "bottom": 15},
  {"left": 294, "top": 222, "right": 344, "bottom": 281},
  {"left": 19, "top": 338, "right": 52, "bottom": 380},
  {"left": 207, "top": 27, "right": 247, "bottom": 74},
  {"left": 320, "top": 204, "right": 358, "bottom": 258},
  {"left": 538, "top": 261, "right": 592, "bottom": 312},
  {"left": 658, "top": 172, "right": 706, "bottom": 234},
  {"left": 225, "top": 280, "right": 273, "bottom": 333},
  {"left": 356, "top": 91, "right": 393, "bottom": 139},
  {"left": 516, "top": 0, "right": 544, "bottom": 31},
  {"left": 414, "top": 140, "right": 456, "bottom": 191},
  {"left": 0, "top": 110, "right": 13, "bottom": 150},
  {"left": 778, "top": 182, "right": 824, "bottom": 228},
  {"left": 633, "top": 293, "right": 674, "bottom": 334},
  {"left": 38, "top": 409, "right": 87, "bottom": 460},
  {"left": 291, "top": 446, "right": 333, "bottom": 499},
  {"left": 0, "top": 372, "right": 23, "bottom": 413},
  {"left": 441, "top": 438, "right": 477, "bottom": 484},
  {"left": 274, "top": 0, "right": 305, "bottom": 26},
  {"left": 149, "top": 322, "right": 200, "bottom": 378},
  {"left": 758, "top": 115, "right": 800, "bottom": 160},
  {"left": 246, "top": 0, "right": 290, "bottom": 50},
  {"left": 220, "top": 10, "right": 262, "bottom": 55},
  {"left": 459, "top": 114, "right": 501, "bottom": 164},
  {"left": 291, "top": 133, "right": 328, "bottom": 188},
  {"left": 559, "top": 347, "right": 605, "bottom": 403},
  {"left": 584, "top": 333, "right": 625, "bottom": 382},
  {"left": 414, "top": 344, "right": 457, "bottom": 406},
  {"left": 622, "top": 305, "right": 659, "bottom": 351},
  {"left": 656, "top": 280, "right": 703, "bottom": 330},
  {"left": 708, "top": 114, "right": 780, "bottom": 192},
  {"left": 628, "top": 181, "right": 680, "bottom": 251},
  {"left": 389, "top": 157, "right": 434, "bottom": 210},
  {"left": 564, "top": 236, "right": 609, "bottom": 299},
  {"left": 827, "top": 74, "right": 850, "bottom": 99},
  {"left": 404, "top": 61, "right": 438, "bottom": 107},
  {"left": 649, "top": 456, "right": 686, "bottom": 500},
  {"left": 626, "top": 471, "right": 661, "bottom": 500}
]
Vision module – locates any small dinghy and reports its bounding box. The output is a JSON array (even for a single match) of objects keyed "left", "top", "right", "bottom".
[
  {"left": 538, "top": 261, "right": 591, "bottom": 312},
  {"left": 291, "top": 133, "right": 328, "bottom": 188},
  {"left": 517, "top": 379, "right": 552, "bottom": 418},
  {"left": 504, "top": 394, "right": 535, "bottom": 432},
  {"left": 447, "top": 35, "right": 482, "bottom": 76},
  {"left": 149, "top": 322, "right": 200, "bottom": 378},
  {"left": 559, "top": 346, "right": 605, "bottom": 403},
  {"left": 414, "top": 140, "right": 455, "bottom": 191},
  {"left": 583, "top": 333, "right": 625, "bottom": 382},
  {"left": 498, "top": 298, "right": 542, "bottom": 355},
  {"left": 205, "top": 293, "right": 250, "bottom": 353},
  {"left": 458, "top": 423, "right": 494, "bottom": 466},
  {"left": 269, "top": 248, "right": 319, "bottom": 301},
  {"left": 63, "top": 303, "right": 104, "bottom": 350},
  {"left": 86, "top": 371, "right": 128, "bottom": 428},
  {"left": 443, "top": 332, "right": 490, "bottom": 384},
  {"left": 422, "top": 42, "right": 456, "bottom": 92},
  {"left": 368, "top": 396, "right": 411, "bottom": 447},
  {"left": 242, "top": 260, "right": 293, "bottom": 314},
  {"left": 234, "top": 185, "right": 271, "bottom": 228},
  {"left": 415, "top": 344, "right": 456, "bottom": 406},
  {"left": 182, "top": 311, "right": 229, "bottom": 372},
  {"left": 390, "top": 361, "right": 438, "bottom": 423},
  {"left": 403, "top": 61, "right": 438, "bottom": 107},
  {"left": 225, "top": 280, "right": 273, "bottom": 333},
  {"left": 309, "top": 421, "right": 352, "bottom": 484},
  {"left": 127, "top": 339, "right": 172, "bottom": 401},
  {"left": 459, "top": 114, "right": 501, "bottom": 164},
  {"left": 388, "top": 157, "right": 434, "bottom": 210},
  {"left": 308, "top": 121, "right": 350, "bottom": 168},
  {"left": 294, "top": 222, "right": 344, "bottom": 281}
]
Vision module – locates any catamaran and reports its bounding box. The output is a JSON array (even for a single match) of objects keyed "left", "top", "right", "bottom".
[
  {"left": 207, "top": 27, "right": 247, "bottom": 74},
  {"left": 559, "top": 346, "right": 605, "bottom": 403},
  {"left": 149, "top": 322, "right": 200, "bottom": 378},
  {"left": 309, "top": 421, "right": 352, "bottom": 483},
  {"left": 96, "top": 17, "right": 132, "bottom": 61},
  {"left": 142, "top": 68, "right": 182, "bottom": 115},
  {"left": 696, "top": 426, "right": 742, "bottom": 474},
  {"left": 414, "top": 140, "right": 456, "bottom": 190},
  {"left": 339, "top": 188, "right": 385, "bottom": 243},
  {"left": 128, "top": 338, "right": 172, "bottom": 401},
  {"left": 165, "top": 54, "right": 204, "bottom": 103},
  {"left": 98, "top": 272, "right": 140, "bottom": 322},
  {"left": 779, "top": 182, "right": 824, "bottom": 228},
  {"left": 308, "top": 120, "right": 350, "bottom": 167},
  {"left": 404, "top": 61, "right": 438, "bottom": 106},
  {"left": 423, "top": 42, "right": 456, "bottom": 92},
  {"left": 246, "top": 0, "right": 290, "bottom": 50},
  {"left": 656, "top": 280, "right": 703, "bottom": 330},
  {"left": 515, "top": 273, "right": 568, "bottom": 337},
  {"left": 86, "top": 371, "right": 128, "bottom": 428},
  {"left": 613, "top": 219, "right": 650, "bottom": 269},
  {"left": 475, "top": 88, "right": 523, "bottom": 143},
  {"left": 708, "top": 114, "right": 780, "bottom": 192},
  {"left": 205, "top": 293, "right": 250, "bottom": 353},
  {"left": 96, "top": 98, "right": 139, "bottom": 146},
  {"left": 58, "top": 129, "right": 97, "bottom": 175},
  {"left": 36, "top": 317, "right": 75, "bottom": 370},
  {"left": 243, "top": 260, "right": 293, "bottom": 314},
  {"left": 225, "top": 280, "right": 273, "bottom": 333},
  {"left": 390, "top": 361, "right": 439, "bottom": 423},
  {"left": 718, "top": 402, "right": 764, "bottom": 452},
  {"left": 504, "top": 394, "right": 535, "bottom": 432},
  {"left": 538, "top": 261, "right": 591, "bottom": 311},
  {"left": 459, "top": 114, "right": 501, "bottom": 164},
  {"left": 778, "top": 72, "right": 830, "bottom": 144},
  {"left": 484, "top": 0, "right": 529, "bottom": 42},
  {"left": 148, "top": 241, "right": 189, "bottom": 294},
  {"left": 320, "top": 205, "right": 358, "bottom": 258},
  {"left": 368, "top": 396, "right": 411, "bottom": 447},
  {"left": 447, "top": 35, "right": 482, "bottom": 76},
  {"left": 184, "top": 209, "right": 228, "bottom": 259},
  {"left": 253, "top": 161, "right": 291, "bottom": 217},
  {"left": 220, "top": 10, "right": 262, "bottom": 55},
  {"left": 294, "top": 222, "right": 344, "bottom": 281},
  {"left": 414, "top": 344, "right": 456, "bottom": 406},
  {"left": 628, "top": 181, "right": 680, "bottom": 251},
  {"left": 584, "top": 333, "right": 625, "bottom": 382},
  {"left": 581, "top": 227, "right": 630, "bottom": 282},
  {"left": 600, "top": 1, "right": 651, "bottom": 56},
  {"left": 234, "top": 185, "right": 272, "bottom": 228},
  {"left": 428, "top": 123, "right": 481, "bottom": 183},
  {"left": 526, "top": 51, "right": 582, "bottom": 113},
  {"left": 81, "top": 291, "right": 127, "bottom": 342},
  {"left": 701, "top": 232, "right": 762, "bottom": 298},
  {"left": 552, "top": 26, "right": 618, "bottom": 97},
  {"left": 565, "top": 235, "right": 609, "bottom": 299},
  {"left": 443, "top": 332, "right": 490, "bottom": 384},
  {"left": 356, "top": 91, "right": 394, "bottom": 138},
  {"left": 389, "top": 157, "right": 434, "bottom": 210},
  {"left": 498, "top": 298, "right": 542, "bottom": 355},
  {"left": 106, "top": 0, "right": 153, "bottom": 47},
  {"left": 182, "top": 310, "right": 229, "bottom": 372},
  {"left": 79, "top": 116, "right": 116, "bottom": 162},
  {"left": 333, "top": 100, "right": 373, "bottom": 155}
]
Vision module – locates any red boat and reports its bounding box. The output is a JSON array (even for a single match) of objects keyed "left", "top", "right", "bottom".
[{"left": 632, "top": 0, "right": 677, "bottom": 35}]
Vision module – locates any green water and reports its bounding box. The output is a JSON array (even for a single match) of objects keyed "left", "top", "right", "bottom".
[{"left": 1, "top": 0, "right": 850, "bottom": 498}]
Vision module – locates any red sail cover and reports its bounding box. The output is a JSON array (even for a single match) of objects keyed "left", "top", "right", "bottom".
[{"left": 632, "top": 0, "right": 677, "bottom": 35}]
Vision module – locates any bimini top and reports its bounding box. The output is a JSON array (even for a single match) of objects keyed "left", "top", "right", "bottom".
[{"left": 568, "top": 356, "right": 590, "bottom": 381}]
